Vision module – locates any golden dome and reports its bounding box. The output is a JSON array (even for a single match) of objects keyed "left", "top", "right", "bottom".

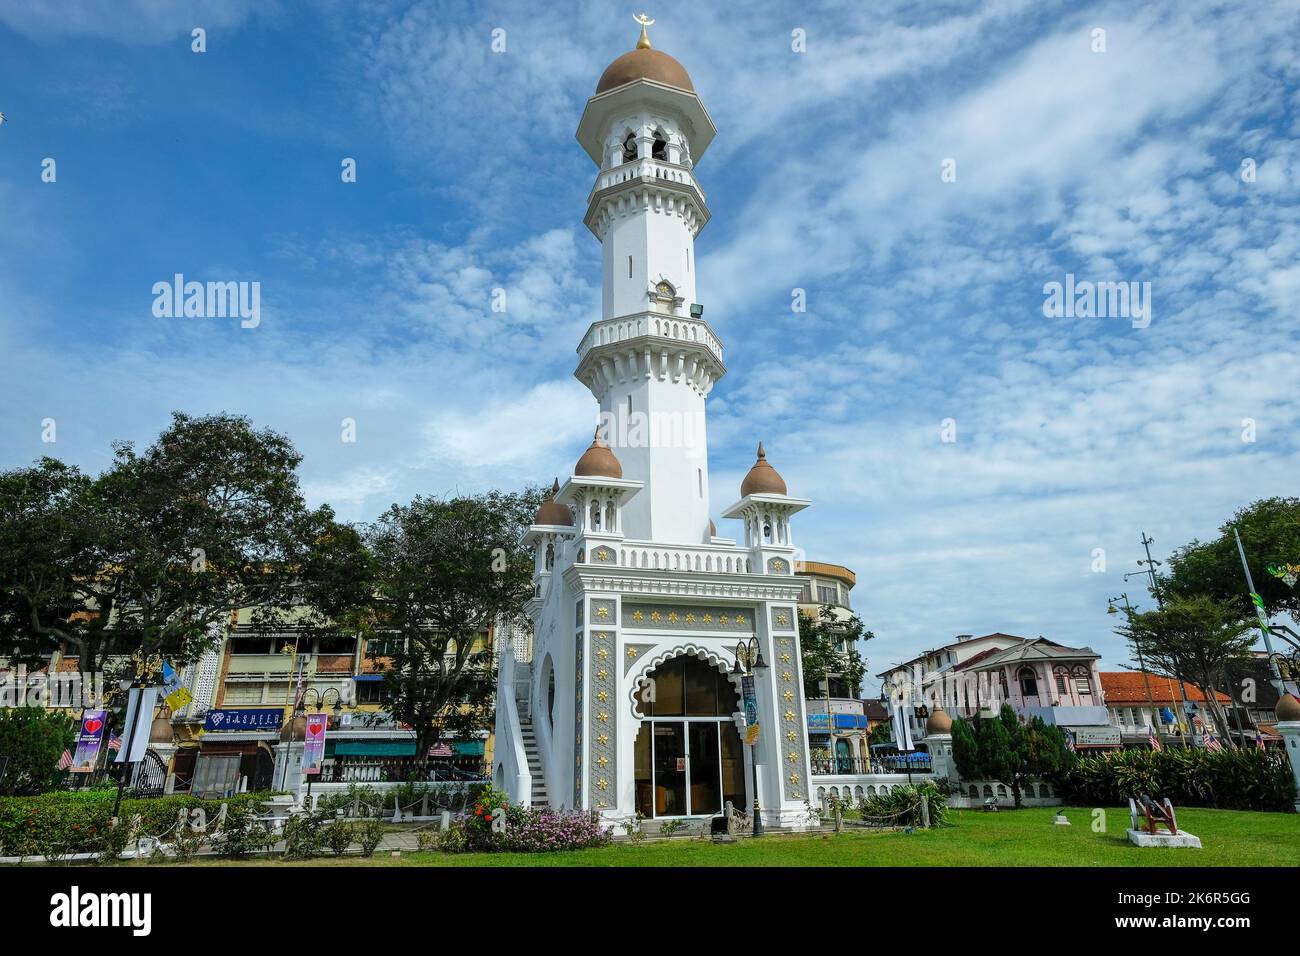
[
  {"left": 534, "top": 478, "right": 574, "bottom": 526},
  {"left": 596, "top": 47, "right": 695, "bottom": 95},
  {"left": 926, "top": 707, "right": 953, "bottom": 735},
  {"left": 740, "top": 442, "right": 787, "bottom": 496},
  {"left": 1277, "top": 692, "right": 1300, "bottom": 722},
  {"left": 575, "top": 428, "right": 623, "bottom": 479}
]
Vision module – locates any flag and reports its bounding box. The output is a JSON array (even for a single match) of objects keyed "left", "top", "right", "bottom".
[
  {"left": 1254, "top": 733, "right": 1265, "bottom": 750},
  {"left": 107, "top": 734, "right": 122, "bottom": 751},
  {"left": 57, "top": 749, "right": 73, "bottom": 770},
  {"left": 1204, "top": 730, "right": 1223, "bottom": 752},
  {"left": 1147, "top": 724, "right": 1162, "bottom": 751},
  {"left": 1064, "top": 728, "right": 1076, "bottom": 752}
]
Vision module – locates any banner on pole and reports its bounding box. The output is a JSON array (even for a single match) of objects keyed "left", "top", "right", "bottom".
[
  {"left": 70, "top": 710, "right": 107, "bottom": 772},
  {"left": 114, "top": 687, "right": 159, "bottom": 764},
  {"left": 302, "top": 713, "right": 328, "bottom": 776}
]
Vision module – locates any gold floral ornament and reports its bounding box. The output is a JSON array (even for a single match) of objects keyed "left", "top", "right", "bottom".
[
  {"left": 668, "top": 611, "right": 679, "bottom": 623},
  {"left": 632, "top": 610, "right": 644, "bottom": 622},
  {"left": 772, "top": 558, "right": 786, "bottom": 572},
  {"left": 776, "top": 613, "right": 789, "bottom": 626},
  {"left": 596, "top": 548, "right": 611, "bottom": 561},
  {"left": 596, "top": 606, "right": 610, "bottom": 619},
  {"left": 596, "top": 777, "right": 608, "bottom": 790},
  {"left": 781, "top": 670, "right": 793, "bottom": 682},
  {"left": 736, "top": 614, "right": 746, "bottom": 625},
  {"left": 626, "top": 647, "right": 638, "bottom": 659},
  {"left": 596, "top": 647, "right": 609, "bottom": 659},
  {"left": 784, "top": 710, "right": 796, "bottom": 722},
  {"left": 597, "top": 690, "right": 609, "bottom": 702},
  {"left": 596, "top": 668, "right": 608, "bottom": 680},
  {"left": 685, "top": 612, "right": 696, "bottom": 623},
  {"left": 786, "top": 751, "right": 799, "bottom": 764},
  {"left": 650, "top": 610, "right": 661, "bottom": 622},
  {"left": 779, "top": 652, "right": 791, "bottom": 663},
  {"left": 703, "top": 613, "right": 713, "bottom": 623},
  {"left": 783, "top": 690, "right": 794, "bottom": 703},
  {"left": 597, "top": 733, "right": 609, "bottom": 745},
  {"left": 596, "top": 711, "right": 609, "bottom": 722},
  {"left": 785, "top": 730, "right": 797, "bottom": 742},
  {"left": 788, "top": 772, "right": 801, "bottom": 785},
  {"left": 596, "top": 755, "right": 609, "bottom": 768}
]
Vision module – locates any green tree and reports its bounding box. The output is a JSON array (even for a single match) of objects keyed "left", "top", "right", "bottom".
[
  {"left": 950, "top": 704, "right": 1071, "bottom": 808},
  {"left": 1114, "top": 595, "right": 1255, "bottom": 742},
  {"left": 1162, "top": 497, "right": 1300, "bottom": 619},
  {"left": 0, "top": 413, "right": 357, "bottom": 678},
  {"left": 0, "top": 707, "right": 75, "bottom": 795},
  {"left": 798, "top": 604, "right": 872, "bottom": 698},
  {"left": 365, "top": 490, "right": 540, "bottom": 757}
]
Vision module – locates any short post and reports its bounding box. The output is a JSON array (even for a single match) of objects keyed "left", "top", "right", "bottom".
[
  {"left": 833, "top": 802, "right": 843, "bottom": 833},
  {"left": 440, "top": 810, "right": 451, "bottom": 831},
  {"left": 392, "top": 796, "right": 402, "bottom": 823},
  {"left": 421, "top": 792, "right": 429, "bottom": 818},
  {"left": 919, "top": 793, "right": 931, "bottom": 830}
]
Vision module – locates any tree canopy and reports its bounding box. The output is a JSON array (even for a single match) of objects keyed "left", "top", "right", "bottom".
[
  {"left": 950, "top": 704, "right": 1071, "bottom": 807},
  {"left": 798, "top": 604, "right": 871, "bottom": 698}
]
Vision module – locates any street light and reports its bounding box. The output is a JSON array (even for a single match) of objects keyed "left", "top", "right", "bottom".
[
  {"left": 1109, "top": 592, "right": 1187, "bottom": 749},
  {"left": 733, "top": 638, "right": 767, "bottom": 837},
  {"left": 289, "top": 687, "right": 344, "bottom": 802}
]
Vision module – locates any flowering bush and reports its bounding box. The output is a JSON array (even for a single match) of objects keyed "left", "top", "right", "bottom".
[{"left": 436, "top": 784, "right": 612, "bottom": 854}]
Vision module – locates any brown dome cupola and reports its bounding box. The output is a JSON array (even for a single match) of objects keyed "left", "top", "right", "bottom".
[
  {"left": 533, "top": 478, "right": 574, "bottom": 526},
  {"left": 740, "top": 442, "right": 787, "bottom": 497},
  {"left": 575, "top": 427, "right": 623, "bottom": 479}
]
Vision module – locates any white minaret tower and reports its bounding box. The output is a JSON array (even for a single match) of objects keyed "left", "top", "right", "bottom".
[{"left": 574, "top": 17, "right": 721, "bottom": 545}]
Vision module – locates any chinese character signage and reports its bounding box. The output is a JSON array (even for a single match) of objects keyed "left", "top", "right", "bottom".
[
  {"left": 302, "top": 713, "right": 328, "bottom": 775},
  {"left": 70, "top": 710, "right": 107, "bottom": 772},
  {"left": 204, "top": 708, "right": 284, "bottom": 732}
]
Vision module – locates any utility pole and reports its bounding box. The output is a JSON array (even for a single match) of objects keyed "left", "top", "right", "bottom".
[
  {"left": 1234, "top": 528, "right": 1285, "bottom": 695},
  {"left": 1136, "top": 532, "right": 1196, "bottom": 744},
  {"left": 1109, "top": 593, "right": 1167, "bottom": 749}
]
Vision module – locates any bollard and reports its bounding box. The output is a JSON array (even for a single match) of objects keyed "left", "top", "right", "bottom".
[
  {"left": 919, "top": 794, "right": 931, "bottom": 830},
  {"left": 351, "top": 794, "right": 360, "bottom": 819},
  {"left": 833, "top": 803, "right": 843, "bottom": 833},
  {"left": 392, "top": 797, "right": 402, "bottom": 824},
  {"left": 440, "top": 810, "right": 451, "bottom": 831},
  {"left": 421, "top": 792, "right": 429, "bottom": 818}
]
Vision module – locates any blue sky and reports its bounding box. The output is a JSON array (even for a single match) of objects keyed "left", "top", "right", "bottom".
[{"left": 1, "top": 0, "right": 1298, "bottom": 692}]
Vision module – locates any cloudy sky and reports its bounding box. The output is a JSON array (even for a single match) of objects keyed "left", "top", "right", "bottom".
[{"left": 1, "top": 0, "right": 1297, "bottom": 691}]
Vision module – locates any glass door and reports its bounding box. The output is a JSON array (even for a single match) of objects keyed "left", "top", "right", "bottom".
[
  {"left": 688, "top": 722, "right": 722, "bottom": 814},
  {"left": 652, "top": 722, "right": 687, "bottom": 817}
]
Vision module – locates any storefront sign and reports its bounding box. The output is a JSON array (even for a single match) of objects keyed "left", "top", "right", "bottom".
[
  {"left": 1068, "top": 726, "right": 1122, "bottom": 747},
  {"left": 204, "top": 708, "right": 283, "bottom": 733},
  {"left": 302, "top": 713, "right": 328, "bottom": 775},
  {"left": 70, "top": 710, "right": 107, "bottom": 772}
]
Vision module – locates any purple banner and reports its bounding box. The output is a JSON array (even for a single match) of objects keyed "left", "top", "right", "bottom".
[
  {"left": 302, "top": 713, "right": 328, "bottom": 776},
  {"left": 70, "top": 710, "right": 107, "bottom": 772}
]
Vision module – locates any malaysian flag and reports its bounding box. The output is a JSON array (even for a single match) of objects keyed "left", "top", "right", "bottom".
[
  {"left": 1147, "top": 724, "right": 1163, "bottom": 751},
  {"left": 57, "top": 749, "right": 73, "bottom": 770}
]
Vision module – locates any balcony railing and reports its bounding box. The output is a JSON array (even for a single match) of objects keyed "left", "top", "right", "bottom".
[
  {"left": 809, "top": 753, "right": 932, "bottom": 776},
  {"left": 315, "top": 757, "right": 488, "bottom": 785}
]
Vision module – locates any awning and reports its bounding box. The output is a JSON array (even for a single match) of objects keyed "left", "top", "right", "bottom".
[
  {"left": 332, "top": 740, "right": 416, "bottom": 757},
  {"left": 452, "top": 740, "right": 484, "bottom": 756}
]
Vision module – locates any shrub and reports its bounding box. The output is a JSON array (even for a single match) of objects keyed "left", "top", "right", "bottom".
[
  {"left": 282, "top": 809, "right": 333, "bottom": 859},
  {"left": 323, "top": 820, "right": 354, "bottom": 856},
  {"left": 1052, "top": 746, "right": 1295, "bottom": 812},
  {"left": 0, "top": 708, "right": 76, "bottom": 796},
  {"left": 211, "top": 802, "right": 275, "bottom": 859},
  {"left": 95, "top": 816, "right": 136, "bottom": 865},
  {"left": 857, "top": 781, "right": 950, "bottom": 828},
  {"left": 354, "top": 817, "right": 385, "bottom": 856}
]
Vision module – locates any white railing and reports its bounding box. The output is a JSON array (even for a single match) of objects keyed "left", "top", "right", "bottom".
[
  {"left": 577, "top": 311, "right": 723, "bottom": 366},
  {"left": 590, "top": 157, "right": 704, "bottom": 201},
  {"left": 493, "top": 643, "right": 532, "bottom": 806},
  {"left": 617, "top": 539, "right": 753, "bottom": 575}
]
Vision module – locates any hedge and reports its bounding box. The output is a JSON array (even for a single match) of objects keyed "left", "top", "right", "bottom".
[
  {"left": 1052, "top": 747, "right": 1296, "bottom": 812},
  {"left": 0, "top": 791, "right": 271, "bottom": 858}
]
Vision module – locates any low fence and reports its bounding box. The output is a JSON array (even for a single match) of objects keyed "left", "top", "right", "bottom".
[{"left": 314, "top": 757, "right": 488, "bottom": 785}]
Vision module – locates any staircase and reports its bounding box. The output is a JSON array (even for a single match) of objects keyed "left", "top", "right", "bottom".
[{"left": 519, "top": 718, "right": 549, "bottom": 807}]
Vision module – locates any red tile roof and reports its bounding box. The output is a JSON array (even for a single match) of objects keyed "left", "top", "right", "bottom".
[{"left": 1100, "top": 671, "right": 1230, "bottom": 705}]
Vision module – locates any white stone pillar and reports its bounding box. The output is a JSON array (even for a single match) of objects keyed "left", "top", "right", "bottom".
[{"left": 1276, "top": 720, "right": 1300, "bottom": 812}]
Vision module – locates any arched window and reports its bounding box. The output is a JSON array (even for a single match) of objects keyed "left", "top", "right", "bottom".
[
  {"left": 590, "top": 501, "right": 601, "bottom": 531},
  {"left": 1018, "top": 666, "right": 1039, "bottom": 698},
  {"left": 605, "top": 502, "right": 616, "bottom": 531},
  {"left": 652, "top": 130, "right": 668, "bottom": 161},
  {"left": 544, "top": 543, "right": 554, "bottom": 571},
  {"left": 622, "top": 131, "right": 637, "bottom": 163},
  {"left": 1071, "top": 665, "right": 1093, "bottom": 697}
]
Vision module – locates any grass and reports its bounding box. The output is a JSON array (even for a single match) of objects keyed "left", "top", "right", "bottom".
[{"left": 147, "top": 806, "right": 1298, "bottom": 867}]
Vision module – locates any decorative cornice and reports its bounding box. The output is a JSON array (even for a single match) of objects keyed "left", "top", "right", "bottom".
[{"left": 562, "top": 565, "right": 805, "bottom": 602}]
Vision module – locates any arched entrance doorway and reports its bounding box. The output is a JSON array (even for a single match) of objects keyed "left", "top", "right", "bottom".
[{"left": 632, "top": 654, "right": 746, "bottom": 818}]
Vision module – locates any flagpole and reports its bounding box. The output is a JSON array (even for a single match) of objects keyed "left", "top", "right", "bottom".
[{"left": 1233, "top": 528, "right": 1285, "bottom": 696}]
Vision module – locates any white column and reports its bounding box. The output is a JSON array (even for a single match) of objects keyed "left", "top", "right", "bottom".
[{"left": 1277, "top": 721, "right": 1300, "bottom": 812}]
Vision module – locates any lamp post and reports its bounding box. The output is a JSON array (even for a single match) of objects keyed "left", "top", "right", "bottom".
[
  {"left": 291, "top": 687, "right": 343, "bottom": 803},
  {"left": 894, "top": 695, "right": 928, "bottom": 784},
  {"left": 113, "top": 651, "right": 163, "bottom": 817},
  {"left": 733, "top": 637, "right": 768, "bottom": 837},
  {"left": 1108, "top": 593, "right": 1172, "bottom": 749}
]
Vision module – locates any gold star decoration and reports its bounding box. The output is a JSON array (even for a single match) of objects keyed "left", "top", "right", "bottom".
[
  {"left": 780, "top": 652, "right": 792, "bottom": 663},
  {"left": 596, "top": 778, "right": 608, "bottom": 790},
  {"left": 778, "top": 638, "right": 791, "bottom": 647},
  {"left": 596, "top": 647, "right": 609, "bottom": 659},
  {"left": 786, "top": 751, "right": 799, "bottom": 764},
  {"left": 703, "top": 613, "right": 713, "bottom": 623},
  {"left": 785, "top": 730, "right": 797, "bottom": 742},
  {"left": 776, "top": 613, "right": 789, "bottom": 626},
  {"left": 597, "top": 801, "right": 608, "bottom": 809},
  {"left": 736, "top": 614, "right": 746, "bottom": 625},
  {"left": 596, "top": 690, "right": 609, "bottom": 702},
  {"left": 668, "top": 611, "right": 679, "bottom": 623},
  {"left": 632, "top": 610, "right": 644, "bottom": 622},
  {"left": 772, "top": 559, "right": 786, "bottom": 572},
  {"left": 686, "top": 612, "right": 696, "bottom": 623},
  {"left": 788, "top": 772, "right": 801, "bottom": 785},
  {"left": 596, "top": 668, "right": 608, "bottom": 680},
  {"left": 596, "top": 606, "right": 610, "bottom": 619},
  {"left": 781, "top": 670, "right": 793, "bottom": 682},
  {"left": 784, "top": 710, "right": 796, "bottom": 722},
  {"left": 596, "top": 755, "right": 609, "bottom": 768},
  {"left": 596, "top": 711, "right": 609, "bottom": 722},
  {"left": 650, "top": 610, "right": 662, "bottom": 622},
  {"left": 626, "top": 646, "right": 638, "bottom": 658},
  {"left": 783, "top": 690, "right": 794, "bottom": 703},
  {"left": 596, "top": 548, "right": 610, "bottom": 561},
  {"left": 597, "top": 733, "right": 609, "bottom": 745}
]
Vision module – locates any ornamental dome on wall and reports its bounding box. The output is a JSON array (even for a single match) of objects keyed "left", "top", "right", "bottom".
[
  {"left": 533, "top": 478, "right": 574, "bottom": 526},
  {"left": 575, "top": 428, "right": 623, "bottom": 479}
]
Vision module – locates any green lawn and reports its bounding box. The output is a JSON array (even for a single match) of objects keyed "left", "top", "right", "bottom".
[{"left": 163, "top": 806, "right": 1298, "bottom": 867}]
